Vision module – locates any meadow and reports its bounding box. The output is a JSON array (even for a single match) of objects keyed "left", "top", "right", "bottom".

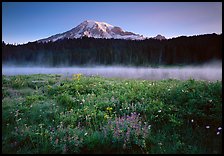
[{"left": 2, "top": 74, "right": 222, "bottom": 154}]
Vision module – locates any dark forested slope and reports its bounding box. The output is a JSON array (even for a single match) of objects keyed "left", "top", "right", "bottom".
[{"left": 2, "top": 33, "right": 222, "bottom": 66}]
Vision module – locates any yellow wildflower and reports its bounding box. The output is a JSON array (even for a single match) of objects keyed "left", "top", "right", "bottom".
[
  {"left": 106, "top": 107, "right": 113, "bottom": 112},
  {"left": 73, "top": 73, "right": 82, "bottom": 81},
  {"left": 104, "top": 114, "right": 109, "bottom": 119}
]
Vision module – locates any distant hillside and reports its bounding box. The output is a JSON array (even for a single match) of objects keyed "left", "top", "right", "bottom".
[{"left": 2, "top": 33, "right": 222, "bottom": 66}]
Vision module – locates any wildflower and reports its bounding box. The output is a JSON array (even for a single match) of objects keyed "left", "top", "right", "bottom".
[
  {"left": 111, "top": 96, "right": 115, "bottom": 102},
  {"left": 17, "top": 118, "right": 21, "bottom": 122},
  {"left": 123, "top": 143, "right": 126, "bottom": 149},
  {"left": 217, "top": 132, "right": 220, "bottom": 135},
  {"left": 106, "top": 107, "right": 113, "bottom": 112},
  {"left": 158, "top": 142, "right": 163, "bottom": 146},
  {"left": 208, "top": 99, "right": 212, "bottom": 103},
  {"left": 63, "top": 145, "right": 67, "bottom": 153},
  {"left": 206, "top": 126, "right": 210, "bottom": 129},
  {"left": 148, "top": 125, "right": 151, "bottom": 129},
  {"left": 191, "top": 119, "right": 194, "bottom": 123},
  {"left": 84, "top": 132, "right": 88, "bottom": 136},
  {"left": 158, "top": 110, "right": 162, "bottom": 113},
  {"left": 15, "top": 110, "right": 19, "bottom": 117},
  {"left": 104, "top": 114, "right": 109, "bottom": 119},
  {"left": 73, "top": 73, "right": 82, "bottom": 81},
  {"left": 218, "top": 127, "right": 222, "bottom": 131},
  {"left": 39, "top": 124, "right": 44, "bottom": 128},
  {"left": 55, "top": 138, "right": 59, "bottom": 144}
]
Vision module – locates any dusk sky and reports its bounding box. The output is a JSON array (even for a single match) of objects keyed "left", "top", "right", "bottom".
[{"left": 2, "top": 2, "right": 222, "bottom": 44}]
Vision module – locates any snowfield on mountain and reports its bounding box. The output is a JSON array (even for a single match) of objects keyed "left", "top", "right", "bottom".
[{"left": 37, "top": 20, "right": 147, "bottom": 43}]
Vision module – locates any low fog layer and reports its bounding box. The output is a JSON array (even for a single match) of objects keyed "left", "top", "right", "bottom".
[{"left": 2, "top": 63, "right": 222, "bottom": 81}]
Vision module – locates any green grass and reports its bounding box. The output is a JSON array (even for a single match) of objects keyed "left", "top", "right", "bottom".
[{"left": 2, "top": 74, "right": 222, "bottom": 154}]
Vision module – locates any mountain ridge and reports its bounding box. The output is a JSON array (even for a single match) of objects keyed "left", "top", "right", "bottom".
[{"left": 38, "top": 20, "right": 147, "bottom": 43}]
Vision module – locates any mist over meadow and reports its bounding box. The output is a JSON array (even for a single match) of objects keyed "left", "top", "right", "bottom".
[
  {"left": 2, "top": 60, "right": 222, "bottom": 81},
  {"left": 2, "top": 34, "right": 222, "bottom": 81}
]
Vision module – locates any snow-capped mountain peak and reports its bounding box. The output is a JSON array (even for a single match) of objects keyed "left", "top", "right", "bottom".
[
  {"left": 37, "top": 20, "right": 145, "bottom": 43},
  {"left": 153, "top": 34, "right": 166, "bottom": 40}
]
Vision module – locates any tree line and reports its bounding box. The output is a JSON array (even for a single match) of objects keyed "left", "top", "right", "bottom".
[{"left": 2, "top": 33, "right": 222, "bottom": 66}]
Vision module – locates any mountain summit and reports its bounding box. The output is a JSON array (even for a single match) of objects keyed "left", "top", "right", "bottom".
[
  {"left": 38, "top": 20, "right": 145, "bottom": 42},
  {"left": 153, "top": 34, "right": 166, "bottom": 40}
]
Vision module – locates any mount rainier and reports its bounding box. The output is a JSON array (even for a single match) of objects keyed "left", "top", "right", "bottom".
[
  {"left": 37, "top": 20, "right": 148, "bottom": 42},
  {"left": 37, "top": 20, "right": 166, "bottom": 43}
]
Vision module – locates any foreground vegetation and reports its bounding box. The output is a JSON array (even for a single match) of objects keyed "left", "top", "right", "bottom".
[{"left": 2, "top": 74, "right": 222, "bottom": 154}]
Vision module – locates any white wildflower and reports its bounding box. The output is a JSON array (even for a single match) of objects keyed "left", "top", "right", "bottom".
[
  {"left": 206, "top": 126, "right": 210, "bottom": 129},
  {"left": 17, "top": 118, "right": 21, "bottom": 122},
  {"left": 218, "top": 127, "right": 222, "bottom": 131},
  {"left": 191, "top": 119, "right": 194, "bottom": 123},
  {"left": 217, "top": 131, "right": 220, "bottom": 135},
  {"left": 158, "top": 110, "right": 162, "bottom": 113}
]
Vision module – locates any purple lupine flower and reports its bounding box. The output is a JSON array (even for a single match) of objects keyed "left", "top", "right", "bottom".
[
  {"left": 104, "top": 111, "right": 151, "bottom": 149},
  {"left": 126, "top": 127, "right": 131, "bottom": 142}
]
